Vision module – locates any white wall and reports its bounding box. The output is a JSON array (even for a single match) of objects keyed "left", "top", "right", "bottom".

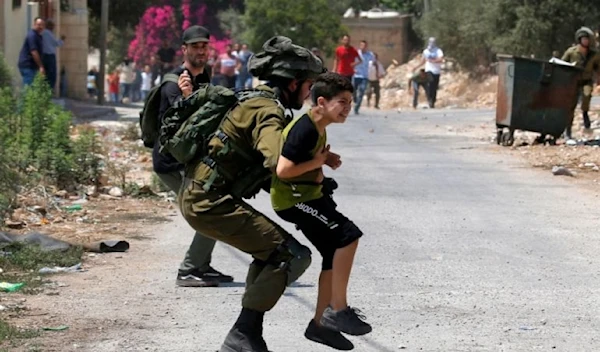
[{"left": 2, "top": 1, "right": 39, "bottom": 84}]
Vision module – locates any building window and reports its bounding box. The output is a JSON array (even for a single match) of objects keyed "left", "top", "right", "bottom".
[{"left": 13, "top": 0, "right": 22, "bottom": 9}]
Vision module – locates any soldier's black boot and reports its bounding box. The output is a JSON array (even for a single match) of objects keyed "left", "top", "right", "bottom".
[{"left": 220, "top": 308, "right": 269, "bottom": 352}]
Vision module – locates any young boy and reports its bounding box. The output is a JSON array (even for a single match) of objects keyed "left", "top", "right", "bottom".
[{"left": 271, "top": 72, "right": 371, "bottom": 350}]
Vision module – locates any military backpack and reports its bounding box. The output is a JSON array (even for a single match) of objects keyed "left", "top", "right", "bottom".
[{"left": 139, "top": 73, "right": 179, "bottom": 148}]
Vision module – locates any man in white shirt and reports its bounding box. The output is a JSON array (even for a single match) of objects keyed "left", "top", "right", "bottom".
[
  {"left": 366, "top": 52, "right": 385, "bottom": 109},
  {"left": 413, "top": 37, "right": 444, "bottom": 108},
  {"left": 118, "top": 58, "right": 135, "bottom": 103},
  {"left": 140, "top": 65, "right": 153, "bottom": 100}
]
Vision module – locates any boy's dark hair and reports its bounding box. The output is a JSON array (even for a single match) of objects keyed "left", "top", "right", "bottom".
[{"left": 310, "top": 72, "right": 354, "bottom": 105}]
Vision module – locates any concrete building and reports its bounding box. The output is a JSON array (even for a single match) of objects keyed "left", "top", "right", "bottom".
[
  {"left": 0, "top": 0, "right": 89, "bottom": 99},
  {"left": 0, "top": 0, "right": 40, "bottom": 79},
  {"left": 341, "top": 8, "right": 414, "bottom": 67}
]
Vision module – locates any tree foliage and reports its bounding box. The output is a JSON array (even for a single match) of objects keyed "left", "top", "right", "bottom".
[
  {"left": 127, "top": 2, "right": 233, "bottom": 64},
  {"left": 89, "top": 0, "right": 244, "bottom": 61},
  {"left": 418, "top": 0, "right": 600, "bottom": 71},
  {"left": 243, "top": 0, "right": 345, "bottom": 55}
]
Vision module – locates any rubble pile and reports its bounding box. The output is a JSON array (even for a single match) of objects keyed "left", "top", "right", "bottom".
[{"left": 378, "top": 57, "right": 498, "bottom": 110}]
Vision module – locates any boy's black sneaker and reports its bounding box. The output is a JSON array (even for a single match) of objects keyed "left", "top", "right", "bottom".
[
  {"left": 305, "top": 320, "right": 354, "bottom": 350},
  {"left": 320, "top": 306, "right": 372, "bottom": 336}
]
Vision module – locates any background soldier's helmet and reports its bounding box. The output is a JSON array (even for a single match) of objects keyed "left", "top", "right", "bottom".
[
  {"left": 248, "top": 36, "right": 326, "bottom": 81},
  {"left": 576, "top": 27, "right": 595, "bottom": 43}
]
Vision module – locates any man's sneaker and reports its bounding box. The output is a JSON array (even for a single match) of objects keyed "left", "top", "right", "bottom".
[
  {"left": 320, "top": 306, "right": 372, "bottom": 336},
  {"left": 176, "top": 271, "right": 219, "bottom": 287},
  {"left": 305, "top": 320, "right": 354, "bottom": 350},
  {"left": 202, "top": 266, "right": 234, "bottom": 283}
]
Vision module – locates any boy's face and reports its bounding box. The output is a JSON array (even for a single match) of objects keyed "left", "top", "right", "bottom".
[{"left": 320, "top": 91, "right": 353, "bottom": 123}]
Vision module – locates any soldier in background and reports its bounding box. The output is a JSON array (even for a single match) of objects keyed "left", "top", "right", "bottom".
[{"left": 561, "top": 27, "right": 600, "bottom": 138}]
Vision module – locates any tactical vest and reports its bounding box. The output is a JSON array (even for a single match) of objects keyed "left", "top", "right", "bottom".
[{"left": 161, "top": 85, "right": 285, "bottom": 199}]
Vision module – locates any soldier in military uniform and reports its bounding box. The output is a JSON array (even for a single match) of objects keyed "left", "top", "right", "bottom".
[
  {"left": 561, "top": 27, "right": 600, "bottom": 138},
  {"left": 178, "top": 36, "right": 324, "bottom": 352}
]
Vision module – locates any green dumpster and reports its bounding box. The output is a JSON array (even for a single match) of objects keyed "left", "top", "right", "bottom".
[{"left": 495, "top": 54, "right": 582, "bottom": 145}]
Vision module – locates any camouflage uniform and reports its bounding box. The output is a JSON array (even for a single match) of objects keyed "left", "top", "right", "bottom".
[
  {"left": 561, "top": 27, "right": 600, "bottom": 137},
  {"left": 178, "top": 36, "right": 324, "bottom": 352}
]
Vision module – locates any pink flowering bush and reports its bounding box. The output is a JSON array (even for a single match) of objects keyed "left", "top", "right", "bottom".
[
  {"left": 128, "top": 5, "right": 179, "bottom": 64},
  {"left": 128, "top": 1, "right": 232, "bottom": 66}
]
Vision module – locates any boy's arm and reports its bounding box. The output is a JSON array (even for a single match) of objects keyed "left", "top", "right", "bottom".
[{"left": 276, "top": 150, "right": 327, "bottom": 180}]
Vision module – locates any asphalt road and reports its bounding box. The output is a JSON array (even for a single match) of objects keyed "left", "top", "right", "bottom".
[{"left": 53, "top": 105, "right": 600, "bottom": 352}]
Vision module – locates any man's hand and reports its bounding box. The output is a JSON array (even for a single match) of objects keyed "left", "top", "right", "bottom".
[
  {"left": 39, "top": 67, "right": 46, "bottom": 76},
  {"left": 325, "top": 151, "right": 342, "bottom": 170},
  {"left": 179, "top": 70, "right": 193, "bottom": 98}
]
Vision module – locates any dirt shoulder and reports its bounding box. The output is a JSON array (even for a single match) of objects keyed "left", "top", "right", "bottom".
[{"left": 0, "top": 116, "right": 177, "bottom": 351}]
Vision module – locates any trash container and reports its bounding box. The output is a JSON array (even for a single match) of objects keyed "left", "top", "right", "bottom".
[{"left": 495, "top": 54, "right": 582, "bottom": 146}]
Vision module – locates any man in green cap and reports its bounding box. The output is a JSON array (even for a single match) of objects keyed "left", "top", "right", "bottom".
[
  {"left": 177, "top": 36, "right": 325, "bottom": 352},
  {"left": 561, "top": 26, "right": 600, "bottom": 138}
]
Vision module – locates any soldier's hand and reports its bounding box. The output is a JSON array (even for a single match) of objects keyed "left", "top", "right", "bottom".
[
  {"left": 325, "top": 151, "right": 342, "bottom": 170},
  {"left": 179, "top": 70, "right": 193, "bottom": 98}
]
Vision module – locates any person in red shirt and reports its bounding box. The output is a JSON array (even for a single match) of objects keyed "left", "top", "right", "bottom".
[
  {"left": 107, "top": 69, "right": 120, "bottom": 103},
  {"left": 332, "top": 35, "right": 361, "bottom": 82}
]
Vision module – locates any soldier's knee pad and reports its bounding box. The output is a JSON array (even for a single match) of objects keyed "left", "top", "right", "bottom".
[
  {"left": 285, "top": 239, "right": 312, "bottom": 285},
  {"left": 268, "top": 237, "right": 312, "bottom": 286}
]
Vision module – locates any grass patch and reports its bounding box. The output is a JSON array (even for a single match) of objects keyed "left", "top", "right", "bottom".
[
  {"left": 0, "top": 243, "right": 82, "bottom": 295},
  {"left": 0, "top": 319, "right": 40, "bottom": 348},
  {"left": 0, "top": 243, "right": 83, "bottom": 272}
]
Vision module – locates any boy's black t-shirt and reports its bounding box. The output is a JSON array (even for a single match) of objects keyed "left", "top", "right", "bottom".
[{"left": 281, "top": 114, "right": 320, "bottom": 164}]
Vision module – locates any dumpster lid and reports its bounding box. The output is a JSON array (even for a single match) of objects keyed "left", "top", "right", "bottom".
[{"left": 496, "top": 54, "right": 583, "bottom": 72}]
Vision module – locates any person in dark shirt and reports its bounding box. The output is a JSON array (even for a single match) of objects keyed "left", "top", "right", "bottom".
[
  {"left": 408, "top": 69, "right": 431, "bottom": 109},
  {"left": 157, "top": 40, "right": 176, "bottom": 78},
  {"left": 18, "top": 17, "right": 45, "bottom": 86},
  {"left": 152, "top": 25, "right": 233, "bottom": 288}
]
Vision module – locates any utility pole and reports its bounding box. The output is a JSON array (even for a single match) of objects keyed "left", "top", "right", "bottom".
[{"left": 97, "top": 0, "right": 109, "bottom": 105}]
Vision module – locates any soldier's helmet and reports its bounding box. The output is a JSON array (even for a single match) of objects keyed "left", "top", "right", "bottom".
[
  {"left": 248, "top": 36, "right": 326, "bottom": 81},
  {"left": 576, "top": 27, "right": 595, "bottom": 43}
]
